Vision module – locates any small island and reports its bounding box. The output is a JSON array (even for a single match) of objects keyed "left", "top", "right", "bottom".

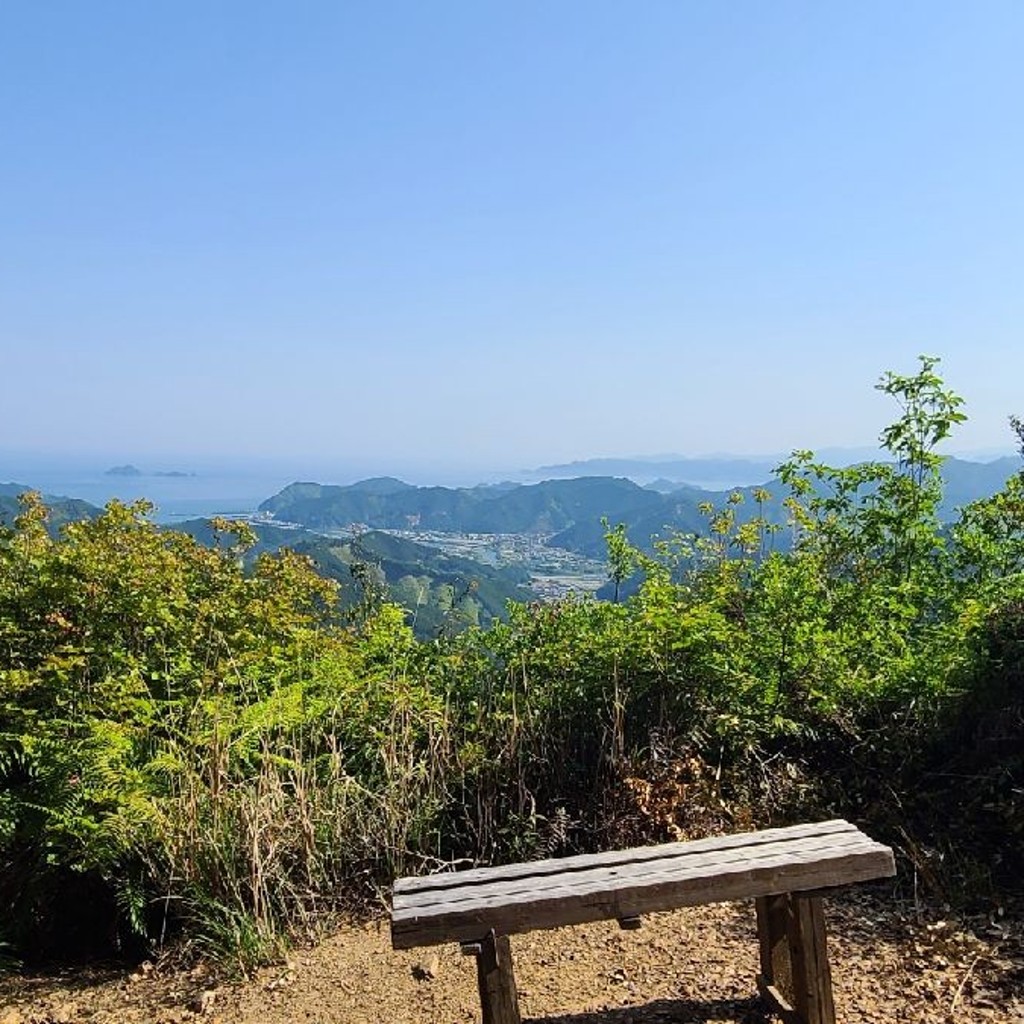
[{"left": 104, "top": 465, "right": 195, "bottom": 478}]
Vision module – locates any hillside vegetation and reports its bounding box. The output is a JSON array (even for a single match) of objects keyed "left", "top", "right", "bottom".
[
  {"left": 171, "top": 520, "right": 535, "bottom": 639},
  {"left": 0, "top": 358, "right": 1021, "bottom": 972},
  {"left": 260, "top": 475, "right": 668, "bottom": 535}
]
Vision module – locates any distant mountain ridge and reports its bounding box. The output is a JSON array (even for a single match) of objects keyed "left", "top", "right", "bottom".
[
  {"left": 261, "top": 455, "right": 1023, "bottom": 559},
  {"left": 259, "top": 476, "right": 665, "bottom": 534},
  {"left": 0, "top": 483, "right": 100, "bottom": 534},
  {"left": 530, "top": 455, "right": 779, "bottom": 486},
  {"left": 526, "top": 447, "right": 995, "bottom": 486}
]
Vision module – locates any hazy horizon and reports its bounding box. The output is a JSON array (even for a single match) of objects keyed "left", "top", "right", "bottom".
[{"left": 2, "top": 440, "right": 1018, "bottom": 493}]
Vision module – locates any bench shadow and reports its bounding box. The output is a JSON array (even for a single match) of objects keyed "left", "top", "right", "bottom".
[{"left": 527, "top": 995, "right": 771, "bottom": 1023}]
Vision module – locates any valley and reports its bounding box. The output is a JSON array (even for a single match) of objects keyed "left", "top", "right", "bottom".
[{"left": 316, "top": 525, "right": 608, "bottom": 600}]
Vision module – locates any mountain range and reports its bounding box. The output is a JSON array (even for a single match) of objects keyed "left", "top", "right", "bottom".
[
  {"left": 259, "top": 456, "right": 1022, "bottom": 558},
  {"left": 3, "top": 452, "right": 1021, "bottom": 637},
  {"left": 258, "top": 476, "right": 666, "bottom": 535}
]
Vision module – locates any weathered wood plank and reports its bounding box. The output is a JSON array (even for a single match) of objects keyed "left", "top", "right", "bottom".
[
  {"left": 472, "top": 931, "right": 520, "bottom": 1024},
  {"left": 756, "top": 893, "right": 792, "bottom": 1001},
  {"left": 397, "top": 833, "right": 869, "bottom": 910},
  {"left": 756, "top": 893, "right": 836, "bottom": 1024},
  {"left": 393, "top": 819, "right": 857, "bottom": 895},
  {"left": 791, "top": 895, "right": 835, "bottom": 1024},
  {"left": 392, "top": 842, "right": 894, "bottom": 948},
  {"left": 395, "top": 832, "right": 875, "bottom": 913}
]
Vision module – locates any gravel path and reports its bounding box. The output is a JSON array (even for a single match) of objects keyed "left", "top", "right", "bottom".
[{"left": 2, "top": 895, "right": 1021, "bottom": 1023}]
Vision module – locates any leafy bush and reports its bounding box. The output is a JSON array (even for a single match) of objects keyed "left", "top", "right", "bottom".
[{"left": 1, "top": 357, "right": 1021, "bottom": 967}]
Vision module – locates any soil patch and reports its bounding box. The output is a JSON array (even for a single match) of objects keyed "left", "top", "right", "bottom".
[{"left": 2, "top": 895, "right": 1021, "bottom": 1023}]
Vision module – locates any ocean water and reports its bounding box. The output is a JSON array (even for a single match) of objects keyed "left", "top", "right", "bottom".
[
  {"left": 0, "top": 463, "right": 298, "bottom": 523},
  {"left": 0, "top": 452, "right": 521, "bottom": 524}
]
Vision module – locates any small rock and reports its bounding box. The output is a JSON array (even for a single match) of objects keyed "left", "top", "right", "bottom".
[
  {"left": 193, "top": 988, "right": 217, "bottom": 1015},
  {"left": 411, "top": 955, "right": 440, "bottom": 981}
]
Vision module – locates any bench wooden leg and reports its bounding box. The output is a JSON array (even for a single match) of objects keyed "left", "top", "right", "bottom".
[
  {"left": 464, "top": 930, "right": 521, "bottom": 1024},
  {"left": 756, "top": 893, "right": 836, "bottom": 1024}
]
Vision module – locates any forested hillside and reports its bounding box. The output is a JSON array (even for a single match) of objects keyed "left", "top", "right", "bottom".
[
  {"left": 170, "top": 520, "right": 536, "bottom": 638},
  {"left": 259, "top": 475, "right": 667, "bottom": 533},
  {"left": 0, "top": 359, "right": 1021, "bottom": 973},
  {"left": 259, "top": 457, "right": 1022, "bottom": 556}
]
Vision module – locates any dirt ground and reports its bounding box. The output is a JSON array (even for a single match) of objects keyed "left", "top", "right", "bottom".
[{"left": 2, "top": 895, "right": 1022, "bottom": 1024}]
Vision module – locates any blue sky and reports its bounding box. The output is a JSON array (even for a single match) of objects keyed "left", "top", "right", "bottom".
[{"left": 2, "top": 2, "right": 1023, "bottom": 477}]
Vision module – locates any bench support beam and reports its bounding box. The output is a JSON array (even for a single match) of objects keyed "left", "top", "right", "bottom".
[
  {"left": 463, "top": 930, "right": 521, "bottom": 1024},
  {"left": 756, "top": 893, "right": 836, "bottom": 1024}
]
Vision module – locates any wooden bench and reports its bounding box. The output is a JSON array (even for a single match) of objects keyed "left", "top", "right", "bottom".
[{"left": 391, "top": 819, "right": 895, "bottom": 1024}]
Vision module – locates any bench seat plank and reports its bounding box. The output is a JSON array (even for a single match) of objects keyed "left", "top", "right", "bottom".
[
  {"left": 395, "top": 832, "right": 871, "bottom": 913},
  {"left": 391, "top": 822, "right": 894, "bottom": 949},
  {"left": 394, "top": 819, "right": 858, "bottom": 896}
]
